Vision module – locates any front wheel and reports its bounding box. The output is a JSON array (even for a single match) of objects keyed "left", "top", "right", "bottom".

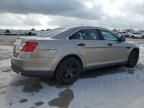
[
  {"left": 55, "top": 57, "right": 82, "bottom": 84},
  {"left": 126, "top": 50, "right": 139, "bottom": 68}
]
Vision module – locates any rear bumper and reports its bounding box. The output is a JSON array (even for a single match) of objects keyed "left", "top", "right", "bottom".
[
  {"left": 11, "top": 63, "right": 54, "bottom": 77},
  {"left": 11, "top": 56, "right": 56, "bottom": 77}
]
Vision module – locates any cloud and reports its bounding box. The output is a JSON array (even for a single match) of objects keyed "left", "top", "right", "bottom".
[
  {"left": 0, "top": 13, "right": 43, "bottom": 26},
  {"left": 0, "top": 0, "right": 144, "bottom": 29},
  {"left": 47, "top": 15, "right": 144, "bottom": 29},
  {"left": 0, "top": 0, "right": 104, "bottom": 20},
  {"left": 122, "top": 0, "right": 144, "bottom": 16}
]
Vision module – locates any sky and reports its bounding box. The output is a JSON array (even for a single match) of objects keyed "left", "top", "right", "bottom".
[{"left": 0, "top": 0, "right": 144, "bottom": 30}]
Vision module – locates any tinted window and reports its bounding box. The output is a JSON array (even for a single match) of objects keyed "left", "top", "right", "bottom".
[
  {"left": 69, "top": 31, "right": 83, "bottom": 40},
  {"left": 69, "top": 29, "right": 99, "bottom": 40},
  {"left": 82, "top": 29, "right": 99, "bottom": 40},
  {"left": 101, "top": 30, "right": 119, "bottom": 41}
]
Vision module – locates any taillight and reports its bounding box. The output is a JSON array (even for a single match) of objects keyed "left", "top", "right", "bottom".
[{"left": 21, "top": 42, "right": 38, "bottom": 52}]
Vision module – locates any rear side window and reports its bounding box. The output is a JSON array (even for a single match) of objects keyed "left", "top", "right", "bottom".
[
  {"left": 69, "top": 31, "right": 83, "bottom": 40},
  {"left": 69, "top": 29, "right": 99, "bottom": 40}
]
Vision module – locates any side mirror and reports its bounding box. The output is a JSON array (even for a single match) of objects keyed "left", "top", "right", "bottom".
[{"left": 119, "top": 36, "right": 125, "bottom": 42}]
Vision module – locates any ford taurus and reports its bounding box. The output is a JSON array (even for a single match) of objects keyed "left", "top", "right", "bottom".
[{"left": 11, "top": 26, "right": 139, "bottom": 84}]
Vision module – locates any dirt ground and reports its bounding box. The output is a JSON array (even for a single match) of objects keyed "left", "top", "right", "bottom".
[{"left": 0, "top": 37, "right": 144, "bottom": 108}]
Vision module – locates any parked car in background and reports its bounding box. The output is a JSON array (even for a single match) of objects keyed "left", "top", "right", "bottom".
[
  {"left": 140, "top": 32, "right": 144, "bottom": 38},
  {"left": 120, "top": 32, "right": 129, "bottom": 37},
  {"left": 11, "top": 26, "right": 139, "bottom": 84},
  {"left": 130, "top": 32, "right": 144, "bottom": 38}
]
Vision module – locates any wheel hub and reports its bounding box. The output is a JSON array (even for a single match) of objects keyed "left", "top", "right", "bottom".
[{"left": 63, "top": 62, "right": 77, "bottom": 79}]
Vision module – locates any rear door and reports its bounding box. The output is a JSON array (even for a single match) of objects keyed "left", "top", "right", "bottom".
[
  {"left": 69, "top": 29, "right": 107, "bottom": 67},
  {"left": 100, "top": 30, "right": 127, "bottom": 63}
]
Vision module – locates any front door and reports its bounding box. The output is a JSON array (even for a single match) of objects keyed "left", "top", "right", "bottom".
[{"left": 100, "top": 30, "right": 127, "bottom": 63}]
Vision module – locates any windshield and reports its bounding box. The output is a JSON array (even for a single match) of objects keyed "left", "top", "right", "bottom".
[{"left": 36, "top": 28, "right": 67, "bottom": 37}]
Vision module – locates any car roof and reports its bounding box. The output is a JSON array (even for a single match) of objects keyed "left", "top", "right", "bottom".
[
  {"left": 69, "top": 26, "right": 107, "bottom": 29},
  {"left": 53, "top": 26, "right": 110, "bottom": 39}
]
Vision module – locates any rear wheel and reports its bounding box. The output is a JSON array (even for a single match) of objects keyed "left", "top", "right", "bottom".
[
  {"left": 55, "top": 57, "right": 82, "bottom": 84},
  {"left": 126, "top": 50, "right": 139, "bottom": 68}
]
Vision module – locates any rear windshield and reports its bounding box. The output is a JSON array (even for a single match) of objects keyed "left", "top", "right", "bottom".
[{"left": 36, "top": 28, "right": 67, "bottom": 37}]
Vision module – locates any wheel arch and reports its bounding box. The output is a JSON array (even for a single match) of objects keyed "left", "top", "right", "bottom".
[
  {"left": 132, "top": 48, "right": 139, "bottom": 53},
  {"left": 60, "top": 54, "right": 84, "bottom": 67},
  {"left": 127, "top": 47, "right": 139, "bottom": 60},
  {"left": 54, "top": 54, "right": 85, "bottom": 74},
  {"left": 126, "top": 47, "right": 139, "bottom": 67}
]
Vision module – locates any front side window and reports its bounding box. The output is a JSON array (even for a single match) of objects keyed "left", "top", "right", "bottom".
[
  {"left": 69, "top": 29, "right": 99, "bottom": 40},
  {"left": 101, "top": 30, "right": 119, "bottom": 41}
]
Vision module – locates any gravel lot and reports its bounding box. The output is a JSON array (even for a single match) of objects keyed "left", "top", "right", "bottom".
[{"left": 0, "top": 36, "right": 144, "bottom": 108}]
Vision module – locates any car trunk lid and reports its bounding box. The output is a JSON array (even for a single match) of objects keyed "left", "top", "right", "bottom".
[{"left": 13, "top": 36, "right": 54, "bottom": 57}]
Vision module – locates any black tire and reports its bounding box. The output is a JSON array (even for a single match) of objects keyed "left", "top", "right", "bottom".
[
  {"left": 131, "top": 36, "right": 135, "bottom": 39},
  {"left": 55, "top": 57, "right": 82, "bottom": 84},
  {"left": 126, "top": 50, "right": 139, "bottom": 68}
]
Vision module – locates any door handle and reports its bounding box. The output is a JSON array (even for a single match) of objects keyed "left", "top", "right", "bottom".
[
  {"left": 78, "top": 43, "right": 86, "bottom": 47},
  {"left": 107, "top": 43, "right": 113, "bottom": 46}
]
